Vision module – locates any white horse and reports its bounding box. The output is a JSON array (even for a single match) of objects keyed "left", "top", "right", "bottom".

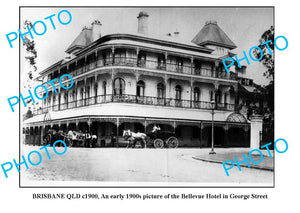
[
  {"left": 123, "top": 130, "right": 147, "bottom": 148},
  {"left": 151, "top": 125, "right": 161, "bottom": 133}
]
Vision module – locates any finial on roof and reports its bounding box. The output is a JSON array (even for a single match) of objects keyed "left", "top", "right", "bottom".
[
  {"left": 92, "top": 20, "right": 102, "bottom": 25},
  {"left": 205, "top": 20, "right": 218, "bottom": 25},
  {"left": 137, "top": 11, "right": 149, "bottom": 18},
  {"left": 174, "top": 29, "right": 180, "bottom": 37},
  {"left": 82, "top": 26, "right": 89, "bottom": 31}
]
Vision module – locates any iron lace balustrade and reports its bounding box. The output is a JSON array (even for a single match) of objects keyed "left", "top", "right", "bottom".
[
  {"left": 33, "top": 94, "right": 235, "bottom": 116},
  {"left": 62, "top": 57, "right": 237, "bottom": 80}
]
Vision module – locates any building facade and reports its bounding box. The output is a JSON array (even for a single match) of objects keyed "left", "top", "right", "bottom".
[{"left": 23, "top": 11, "right": 251, "bottom": 148}]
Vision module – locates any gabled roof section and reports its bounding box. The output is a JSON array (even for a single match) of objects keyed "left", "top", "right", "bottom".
[
  {"left": 66, "top": 27, "right": 93, "bottom": 54},
  {"left": 192, "top": 21, "right": 237, "bottom": 49}
]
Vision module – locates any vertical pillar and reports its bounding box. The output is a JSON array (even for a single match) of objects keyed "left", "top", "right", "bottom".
[
  {"left": 244, "top": 125, "right": 250, "bottom": 147},
  {"left": 164, "top": 76, "right": 169, "bottom": 102},
  {"left": 58, "top": 88, "right": 61, "bottom": 111},
  {"left": 112, "top": 46, "right": 115, "bottom": 64},
  {"left": 66, "top": 120, "right": 70, "bottom": 131},
  {"left": 111, "top": 70, "right": 115, "bottom": 101},
  {"left": 75, "top": 120, "right": 79, "bottom": 131},
  {"left": 84, "top": 77, "right": 87, "bottom": 106},
  {"left": 250, "top": 115, "right": 263, "bottom": 149},
  {"left": 116, "top": 117, "right": 119, "bottom": 147},
  {"left": 88, "top": 118, "right": 91, "bottom": 133},
  {"left": 224, "top": 124, "right": 228, "bottom": 148},
  {"left": 165, "top": 52, "right": 168, "bottom": 70},
  {"left": 190, "top": 79, "right": 193, "bottom": 108},
  {"left": 136, "top": 48, "right": 140, "bottom": 66},
  {"left": 41, "top": 125, "right": 45, "bottom": 146},
  {"left": 190, "top": 57, "right": 194, "bottom": 75},
  {"left": 32, "top": 126, "right": 35, "bottom": 146},
  {"left": 200, "top": 122, "right": 203, "bottom": 148},
  {"left": 95, "top": 50, "right": 98, "bottom": 67},
  {"left": 75, "top": 81, "right": 78, "bottom": 107},
  {"left": 84, "top": 55, "right": 87, "bottom": 72}
]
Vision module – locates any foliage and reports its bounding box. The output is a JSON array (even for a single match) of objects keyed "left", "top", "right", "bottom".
[
  {"left": 253, "top": 25, "right": 274, "bottom": 84},
  {"left": 23, "top": 20, "right": 37, "bottom": 80}
]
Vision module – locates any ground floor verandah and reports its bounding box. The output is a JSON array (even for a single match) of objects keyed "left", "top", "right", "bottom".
[{"left": 22, "top": 115, "right": 250, "bottom": 148}]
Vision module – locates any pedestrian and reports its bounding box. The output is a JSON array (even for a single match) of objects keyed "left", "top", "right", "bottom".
[{"left": 111, "top": 132, "right": 115, "bottom": 147}]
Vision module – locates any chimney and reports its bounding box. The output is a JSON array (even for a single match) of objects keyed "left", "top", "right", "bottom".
[
  {"left": 137, "top": 11, "right": 149, "bottom": 34},
  {"left": 174, "top": 30, "right": 179, "bottom": 37},
  {"left": 91, "top": 20, "right": 102, "bottom": 42}
]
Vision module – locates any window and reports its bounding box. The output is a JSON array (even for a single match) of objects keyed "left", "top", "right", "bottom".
[
  {"left": 215, "top": 90, "right": 222, "bottom": 103},
  {"left": 175, "top": 85, "right": 182, "bottom": 100},
  {"left": 242, "top": 78, "right": 246, "bottom": 85},
  {"left": 224, "top": 93, "right": 228, "bottom": 104},
  {"left": 87, "top": 86, "right": 90, "bottom": 98},
  {"left": 157, "top": 83, "right": 164, "bottom": 99},
  {"left": 210, "top": 91, "right": 214, "bottom": 101},
  {"left": 176, "top": 58, "right": 183, "bottom": 72},
  {"left": 137, "top": 80, "right": 145, "bottom": 97},
  {"left": 80, "top": 88, "right": 84, "bottom": 99},
  {"left": 113, "top": 78, "right": 125, "bottom": 95},
  {"left": 248, "top": 79, "right": 253, "bottom": 86},
  {"left": 94, "top": 83, "right": 98, "bottom": 97},
  {"left": 138, "top": 52, "right": 146, "bottom": 67},
  {"left": 157, "top": 55, "right": 166, "bottom": 70},
  {"left": 64, "top": 92, "right": 68, "bottom": 103},
  {"left": 103, "top": 81, "right": 106, "bottom": 96},
  {"left": 176, "top": 58, "right": 183, "bottom": 67},
  {"left": 194, "top": 87, "right": 200, "bottom": 102}
]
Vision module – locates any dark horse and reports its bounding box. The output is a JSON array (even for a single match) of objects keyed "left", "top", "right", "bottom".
[{"left": 43, "top": 129, "right": 72, "bottom": 147}]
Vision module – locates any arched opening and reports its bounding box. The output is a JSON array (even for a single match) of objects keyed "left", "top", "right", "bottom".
[
  {"left": 137, "top": 80, "right": 145, "bottom": 97},
  {"left": 202, "top": 126, "right": 225, "bottom": 147},
  {"left": 175, "top": 85, "right": 182, "bottom": 100},
  {"left": 194, "top": 87, "right": 200, "bottom": 102},
  {"left": 175, "top": 125, "right": 200, "bottom": 147},
  {"left": 103, "top": 81, "right": 106, "bottom": 96},
  {"left": 227, "top": 127, "right": 248, "bottom": 147},
  {"left": 113, "top": 78, "right": 125, "bottom": 95}
]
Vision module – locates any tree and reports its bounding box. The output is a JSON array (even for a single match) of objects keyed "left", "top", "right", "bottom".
[
  {"left": 22, "top": 20, "right": 38, "bottom": 112},
  {"left": 253, "top": 25, "right": 274, "bottom": 84},
  {"left": 22, "top": 20, "right": 37, "bottom": 83},
  {"left": 254, "top": 26, "right": 274, "bottom": 114}
]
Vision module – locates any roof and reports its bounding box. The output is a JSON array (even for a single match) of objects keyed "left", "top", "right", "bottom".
[
  {"left": 192, "top": 21, "right": 237, "bottom": 49},
  {"left": 66, "top": 27, "right": 93, "bottom": 53},
  {"left": 98, "top": 39, "right": 219, "bottom": 60}
]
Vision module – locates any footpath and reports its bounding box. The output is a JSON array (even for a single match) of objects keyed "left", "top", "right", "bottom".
[{"left": 193, "top": 149, "right": 274, "bottom": 171}]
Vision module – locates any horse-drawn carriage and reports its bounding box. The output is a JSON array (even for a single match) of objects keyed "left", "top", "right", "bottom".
[
  {"left": 43, "top": 129, "right": 97, "bottom": 148},
  {"left": 123, "top": 125, "right": 179, "bottom": 149},
  {"left": 66, "top": 130, "right": 97, "bottom": 147}
]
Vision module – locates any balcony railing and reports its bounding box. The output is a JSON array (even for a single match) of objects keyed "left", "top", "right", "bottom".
[
  {"left": 60, "top": 57, "right": 237, "bottom": 80},
  {"left": 33, "top": 94, "right": 235, "bottom": 115}
]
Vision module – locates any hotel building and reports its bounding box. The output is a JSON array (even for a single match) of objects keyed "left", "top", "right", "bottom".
[{"left": 23, "top": 11, "right": 255, "bottom": 148}]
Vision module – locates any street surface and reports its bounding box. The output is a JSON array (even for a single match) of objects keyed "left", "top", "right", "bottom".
[{"left": 20, "top": 145, "right": 273, "bottom": 187}]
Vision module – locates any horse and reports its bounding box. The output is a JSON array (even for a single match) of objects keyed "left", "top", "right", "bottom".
[
  {"left": 66, "top": 130, "right": 97, "bottom": 147},
  {"left": 122, "top": 130, "right": 147, "bottom": 148}
]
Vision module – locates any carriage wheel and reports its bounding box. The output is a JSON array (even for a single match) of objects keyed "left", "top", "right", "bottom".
[
  {"left": 153, "top": 139, "right": 164, "bottom": 149},
  {"left": 166, "top": 136, "right": 179, "bottom": 148}
]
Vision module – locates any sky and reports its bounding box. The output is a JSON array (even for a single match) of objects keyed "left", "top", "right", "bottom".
[{"left": 20, "top": 7, "right": 273, "bottom": 86}]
